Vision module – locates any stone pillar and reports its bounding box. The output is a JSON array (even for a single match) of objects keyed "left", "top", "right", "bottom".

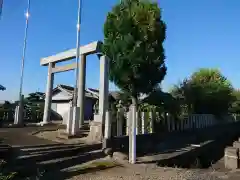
[
  {"left": 14, "top": 106, "right": 19, "bottom": 124},
  {"left": 150, "top": 111, "right": 156, "bottom": 133},
  {"left": 136, "top": 111, "right": 139, "bottom": 135},
  {"left": 77, "top": 54, "right": 86, "bottom": 128},
  {"left": 141, "top": 112, "right": 147, "bottom": 134},
  {"left": 130, "top": 104, "right": 137, "bottom": 164},
  {"left": 66, "top": 104, "right": 73, "bottom": 134},
  {"left": 71, "top": 106, "right": 80, "bottom": 135},
  {"left": 126, "top": 110, "right": 131, "bottom": 135},
  {"left": 116, "top": 100, "right": 124, "bottom": 136},
  {"left": 14, "top": 95, "right": 24, "bottom": 125},
  {"left": 104, "top": 111, "right": 111, "bottom": 138},
  {"left": 42, "top": 62, "right": 55, "bottom": 125},
  {"left": 88, "top": 55, "right": 109, "bottom": 142},
  {"left": 98, "top": 55, "right": 109, "bottom": 123}
]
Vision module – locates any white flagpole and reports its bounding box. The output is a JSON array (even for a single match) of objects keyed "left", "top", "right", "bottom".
[
  {"left": 70, "top": 0, "right": 83, "bottom": 135},
  {"left": 72, "top": 0, "right": 83, "bottom": 107},
  {"left": 15, "top": 0, "right": 31, "bottom": 125},
  {"left": 19, "top": 0, "right": 30, "bottom": 101}
]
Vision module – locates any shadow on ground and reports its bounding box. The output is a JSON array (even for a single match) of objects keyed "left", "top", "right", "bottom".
[
  {"left": 137, "top": 129, "right": 240, "bottom": 169},
  {"left": 1, "top": 142, "right": 111, "bottom": 179}
]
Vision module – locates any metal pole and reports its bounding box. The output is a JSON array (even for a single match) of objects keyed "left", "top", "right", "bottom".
[
  {"left": 72, "top": 0, "right": 83, "bottom": 107},
  {"left": 19, "top": 0, "right": 31, "bottom": 104}
]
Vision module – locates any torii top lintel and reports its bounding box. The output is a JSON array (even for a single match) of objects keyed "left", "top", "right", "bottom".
[{"left": 40, "top": 41, "right": 103, "bottom": 66}]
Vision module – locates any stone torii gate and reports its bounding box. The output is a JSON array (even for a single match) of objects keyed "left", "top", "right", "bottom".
[{"left": 40, "top": 41, "right": 110, "bottom": 136}]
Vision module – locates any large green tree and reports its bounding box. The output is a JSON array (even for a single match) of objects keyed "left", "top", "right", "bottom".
[
  {"left": 171, "top": 68, "right": 233, "bottom": 115},
  {"left": 103, "top": 0, "right": 167, "bottom": 106}
]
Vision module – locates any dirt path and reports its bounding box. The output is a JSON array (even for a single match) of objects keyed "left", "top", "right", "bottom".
[
  {"left": 66, "top": 163, "right": 240, "bottom": 180},
  {"left": 0, "top": 126, "right": 59, "bottom": 146}
]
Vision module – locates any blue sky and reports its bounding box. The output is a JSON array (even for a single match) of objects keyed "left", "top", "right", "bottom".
[{"left": 0, "top": 0, "right": 240, "bottom": 101}]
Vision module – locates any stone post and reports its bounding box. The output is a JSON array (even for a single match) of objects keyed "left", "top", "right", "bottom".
[
  {"left": 98, "top": 55, "right": 109, "bottom": 124},
  {"left": 42, "top": 62, "right": 55, "bottom": 125},
  {"left": 88, "top": 55, "right": 109, "bottom": 142},
  {"left": 14, "top": 95, "right": 24, "bottom": 125},
  {"left": 116, "top": 100, "right": 124, "bottom": 136},
  {"left": 149, "top": 111, "right": 154, "bottom": 133},
  {"left": 77, "top": 54, "right": 86, "bottom": 128},
  {"left": 136, "top": 111, "right": 139, "bottom": 135},
  {"left": 104, "top": 111, "right": 111, "bottom": 138},
  {"left": 129, "top": 104, "right": 137, "bottom": 164},
  {"left": 66, "top": 104, "right": 73, "bottom": 134},
  {"left": 224, "top": 146, "right": 239, "bottom": 169},
  {"left": 71, "top": 106, "right": 80, "bottom": 135},
  {"left": 126, "top": 110, "right": 131, "bottom": 135},
  {"left": 141, "top": 112, "right": 147, "bottom": 134}
]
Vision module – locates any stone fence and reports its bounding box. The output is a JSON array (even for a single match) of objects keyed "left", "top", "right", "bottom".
[
  {"left": 104, "top": 121, "right": 240, "bottom": 160},
  {"left": 111, "top": 107, "right": 237, "bottom": 137}
]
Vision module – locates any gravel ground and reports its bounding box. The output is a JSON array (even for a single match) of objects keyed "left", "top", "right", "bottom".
[{"left": 66, "top": 163, "right": 229, "bottom": 180}]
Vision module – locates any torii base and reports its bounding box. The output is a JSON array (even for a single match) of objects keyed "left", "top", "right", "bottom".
[{"left": 87, "top": 121, "right": 103, "bottom": 143}]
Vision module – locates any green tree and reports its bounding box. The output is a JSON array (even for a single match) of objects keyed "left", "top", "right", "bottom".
[
  {"left": 0, "top": 85, "right": 6, "bottom": 91},
  {"left": 25, "top": 92, "right": 44, "bottom": 102},
  {"left": 230, "top": 89, "right": 240, "bottom": 113},
  {"left": 103, "top": 0, "right": 167, "bottom": 106},
  {"left": 171, "top": 68, "right": 233, "bottom": 116}
]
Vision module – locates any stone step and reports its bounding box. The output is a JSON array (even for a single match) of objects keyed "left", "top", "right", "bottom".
[
  {"left": 19, "top": 144, "right": 85, "bottom": 153},
  {"left": 13, "top": 143, "right": 102, "bottom": 166},
  {"left": 0, "top": 144, "right": 12, "bottom": 160},
  {"left": 8, "top": 150, "right": 104, "bottom": 178}
]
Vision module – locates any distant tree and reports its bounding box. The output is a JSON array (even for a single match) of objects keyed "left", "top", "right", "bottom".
[
  {"left": 171, "top": 68, "right": 233, "bottom": 116},
  {"left": 141, "top": 87, "right": 180, "bottom": 114},
  {"left": 103, "top": 0, "right": 167, "bottom": 107},
  {"left": 0, "top": 84, "right": 6, "bottom": 91},
  {"left": 171, "top": 79, "right": 195, "bottom": 114},
  {"left": 25, "top": 92, "right": 44, "bottom": 102},
  {"left": 2, "top": 101, "right": 12, "bottom": 109},
  {"left": 230, "top": 89, "right": 240, "bottom": 113}
]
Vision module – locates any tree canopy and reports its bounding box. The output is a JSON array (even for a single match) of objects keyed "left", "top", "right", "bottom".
[
  {"left": 103, "top": 0, "right": 167, "bottom": 105},
  {"left": 171, "top": 68, "right": 233, "bottom": 115}
]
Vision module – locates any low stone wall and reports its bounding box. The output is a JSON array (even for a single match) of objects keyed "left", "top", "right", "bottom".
[{"left": 103, "top": 121, "right": 240, "bottom": 167}]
